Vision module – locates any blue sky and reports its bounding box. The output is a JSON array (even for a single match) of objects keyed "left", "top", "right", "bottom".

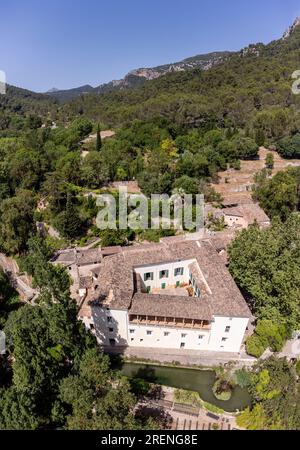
[{"left": 0, "top": 0, "right": 299, "bottom": 92}]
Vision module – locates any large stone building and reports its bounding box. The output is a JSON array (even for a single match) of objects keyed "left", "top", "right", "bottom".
[{"left": 76, "top": 237, "right": 252, "bottom": 354}]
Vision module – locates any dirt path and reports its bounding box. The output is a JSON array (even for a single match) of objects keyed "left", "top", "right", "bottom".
[{"left": 0, "top": 253, "right": 37, "bottom": 301}]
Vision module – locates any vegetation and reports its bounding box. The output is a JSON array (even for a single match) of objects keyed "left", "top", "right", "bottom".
[
  {"left": 246, "top": 320, "right": 287, "bottom": 358},
  {"left": 174, "top": 389, "right": 202, "bottom": 407},
  {"left": 229, "top": 215, "right": 300, "bottom": 339},
  {"left": 236, "top": 357, "right": 300, "bottom": 430},
  {"left": 0, "top": 241, "right": 157, "bottom": 430},
  {"left": 253, "top": 167, "right": 300, "bottom": 221}
]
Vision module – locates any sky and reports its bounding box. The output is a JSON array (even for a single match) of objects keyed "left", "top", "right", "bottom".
[{"left": 0, "top": 0, "right": 300, "bottom": 92}]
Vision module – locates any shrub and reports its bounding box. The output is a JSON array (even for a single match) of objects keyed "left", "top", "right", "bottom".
[
  {"left": 246, "top": 335, "right": 266, "bottom": 358},
  {"left": 235, "top": 369, "right": 252, "bottom": 388},
  {"left": 212, "top": 380, "right": 233, "bottom": 401},
  {"left": 296, "top": 360, "right": 300, "bottom": 377}
]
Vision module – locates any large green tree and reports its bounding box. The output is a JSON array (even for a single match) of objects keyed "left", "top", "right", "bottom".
[{"left": 228, "top": 215, "right": 300, "bottom": 333}]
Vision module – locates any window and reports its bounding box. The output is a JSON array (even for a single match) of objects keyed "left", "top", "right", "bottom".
[
  {"left": 180, "top": 343, "right": 185, "bottom": 348},
  {"left": 140, "top": 339, "right": 144, "bottom": 342},
  {"left": 198, "top": 335, "right": 204, "bottom": 340},
  {"left": 107, "top": 316, "right": 112, "bottom": 323},
  {"left": 221, "top": 337, "right": 228, "bottom": 342},
  {"left": 131, "top": 338, "right": 134, "bottom": 342},
  {"left": 159, "top": 270, "right": 169, "bottom": 279},
  {"left": 109, "top": 338, "right": 116, "bottom": 346},
  {"left": 174, "top": 267, "right": 184, "bottom": 277},
  {"left": 225, "top": 326, "right": 231, "bottom": 333},
  {"left": 164, "top": 332, "right": 170, "bottom": 337},
  {"left": 108, "top": 328, "right": 114, "bottom": 333},
  {"left": 181, "top": 334, "right": 187, "bottom": 338},
  {"left": 147, "top": 330, "right": 152, "bottom": 335},
  {"left": 161, "top": 283, "right": 166, "bottom": 290},
  {"left": 129, "top": 329, "right": 135, "bottom": 334},
  {"left": 144, "top": 272, "right": 153, "bottom": 282}
]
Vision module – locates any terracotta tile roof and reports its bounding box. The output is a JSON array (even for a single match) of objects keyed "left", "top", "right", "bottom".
[
  {"left": 130, "top": 293, "right": 212, "bottom": 321},
  {"left": 89, "top": 239, "right": 251, "bottom": 320}
]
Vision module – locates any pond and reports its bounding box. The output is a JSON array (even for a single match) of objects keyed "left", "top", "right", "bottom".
[{"left": 121, "top": 362, "right": 252, "bottom": 412}]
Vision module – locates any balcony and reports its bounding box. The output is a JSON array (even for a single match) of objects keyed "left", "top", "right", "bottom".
[{"left": 129, "top": 314, "right": 211, "bottom": 331}]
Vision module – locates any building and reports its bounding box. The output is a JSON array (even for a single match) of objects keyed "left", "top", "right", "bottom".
[
  {"left": 205, "top": 203, "right": 270, "bottom": 230},
  {"left": 78, "top": 238, "right": 252, "bottom": 354}
]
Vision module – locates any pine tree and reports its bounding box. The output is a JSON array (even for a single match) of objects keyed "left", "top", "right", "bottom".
[{"left": 96, "top": 124, "right": 102, "bottom": 151}]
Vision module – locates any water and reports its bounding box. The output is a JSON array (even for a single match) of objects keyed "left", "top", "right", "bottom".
[{"left": 121, "top": 362, "right": 252, "bottom": 412}]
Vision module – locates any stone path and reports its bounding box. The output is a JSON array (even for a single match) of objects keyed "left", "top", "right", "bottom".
[{"left": 107, "top": 345, "right": 256, "bottom": 368}]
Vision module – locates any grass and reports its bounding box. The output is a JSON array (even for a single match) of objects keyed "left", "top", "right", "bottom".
[
  {"left": 174, "top": 389, "right": 202, "bottom": 407},
  {"left": 173, "top": 388, "right": 225, "bottom": 414}
]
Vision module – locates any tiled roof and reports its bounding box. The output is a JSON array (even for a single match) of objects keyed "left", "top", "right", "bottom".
[
  {"left": 89, "top": 239, "right": 251, "bottom": 320},
  {"left": 130, "top": 293, "right": 212, "bottom": 321}
]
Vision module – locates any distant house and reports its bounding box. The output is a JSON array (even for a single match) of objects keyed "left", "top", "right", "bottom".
[{"left": 205, "top": 203, "right": 270, "bottom": 230}]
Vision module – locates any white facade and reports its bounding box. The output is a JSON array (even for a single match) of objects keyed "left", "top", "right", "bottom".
[
  {"left": 134, "top": 260, "right": 194, "bottom": 292},
  {"left": 84, "top": 307, "right": 249, "bottom": 353}
]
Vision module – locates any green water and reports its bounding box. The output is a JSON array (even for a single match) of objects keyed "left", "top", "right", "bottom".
[{"left": 121, "top": 363, "right": 252, "bottom": 412}]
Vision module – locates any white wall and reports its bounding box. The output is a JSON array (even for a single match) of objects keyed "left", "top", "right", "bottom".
[
  {"left": 224, "top": 215, "right": 247, "bottom": 228},
  {"left": 127, "top": 323, "right": 210, "bottom": 350},
  {"left": 83, "top": 309, "right": 249, "bottom": 354},
  {"left": 134, "top": 259, "right": 195, "bottom": 291},
  {"left": 90, "top": 307, "right": 129, "bottom": 346},
  {"left": 208, "top": 316, "right": 249, "bottom": 353}
]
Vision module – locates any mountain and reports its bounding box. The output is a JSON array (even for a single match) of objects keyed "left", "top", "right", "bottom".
[
  {"left": 62, "top": 17, "right": 300, "bottom": 128},
  {"left": 45, "top": 84, "right": 94, "bottom": 102},
  {"left": 282, "top": 16, "right": 300, "bottom": 40},
  {"left": 0, "top": 84, "right": 57, "bottom": 118},
  {"left": 46, "top": 51, "right": 233, "bottom": 102}
]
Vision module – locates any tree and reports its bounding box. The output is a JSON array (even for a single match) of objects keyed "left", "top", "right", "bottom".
[
  {"left": 265, "top": 153, "right": 274, "bottom": 170},
  {"left": 81, "top": 151, "right": 109, "bottom": 188},
  {"left": 0, "top": 190, "right": 36, "bottom": 254},
  {"left": 59, "top": 348, "right": 152, "bottom": 430},
  {"left": 253, "top": 168, "right": 300, "bottom": 221},
  {"left": 255, "top": 129, "right": 265, "bottom": 147},
  {"left": 228, "top": 216, "right": 300, "bottom": 333},
  {"left": 232, "top": 136, "right": 259, "bottom": 160},
  {"left": 96, "top": 124, "right": 102, "bottom": 151},
  {"left": 53, "top": 192, "right": 84, "bottom": 240},
  {"left": 277, "top": 134, "right": 300, "bottom": 159}
]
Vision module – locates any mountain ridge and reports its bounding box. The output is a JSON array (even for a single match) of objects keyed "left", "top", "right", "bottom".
[{"left": 45, "top": 51, "right": 233, "bottom": 102}]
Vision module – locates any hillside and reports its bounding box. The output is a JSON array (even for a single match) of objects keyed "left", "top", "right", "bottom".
[
  {"left": 46, "top": 51, "right": 232, "bottom": 102},
  {"left": 61, "top": 19, "right": 300, "bottom": 128},
  {"left": 0, "top": 84, "right": 58, "bottom": 133}
]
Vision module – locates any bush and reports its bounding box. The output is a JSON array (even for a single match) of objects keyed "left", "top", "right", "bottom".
[
  {"left": 246, "top": 335, "right": 266, "bottom": 358},
  {"left": 235, "top": 369, "right": 252, "bottom": 388},
  {"left": 246, "top": 320, "right": 288, "bottom": 358},
  {"left": 212, "top": 380, "right": 233, "bottom": 401},
  {"left": 296, "top": 360, "right": 300, "bottom": 377}
]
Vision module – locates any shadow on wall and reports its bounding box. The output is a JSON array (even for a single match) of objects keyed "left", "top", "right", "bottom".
[{"left": 91, "top": 307, "right": 128, "bottom": 348}]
